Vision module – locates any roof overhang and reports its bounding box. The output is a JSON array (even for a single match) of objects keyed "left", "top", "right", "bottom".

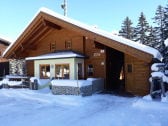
[
  {"left": 3, "top": 7, "right": 162, "bottom": 63},
  {"left": 26, "top": 50, "right": 86, "bottom": 60}
]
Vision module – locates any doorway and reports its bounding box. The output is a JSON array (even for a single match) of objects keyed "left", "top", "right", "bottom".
[
  {"left": 0, "top": 62, "right": 9, "bottom": 80},
  {"left": 106, "top": 47, "right": 125, "bottom": 92}
]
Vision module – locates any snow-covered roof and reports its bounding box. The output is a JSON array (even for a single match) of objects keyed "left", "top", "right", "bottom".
[
  {"left": 0, "top": 34, "right": 12, "bottom": 45},
  {"left": 3, "top": 7, "right": 162, "bottom": 61},
  {"left": 38, "top": 7, "right": 162, "bottom": 61},
  {"left": 26, "top": 51, "right": 86, "bottom": 60}
]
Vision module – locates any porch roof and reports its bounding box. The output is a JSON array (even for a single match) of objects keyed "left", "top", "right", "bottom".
[{"left": 25, "top": 50, "right": 86, "bottom": 60}]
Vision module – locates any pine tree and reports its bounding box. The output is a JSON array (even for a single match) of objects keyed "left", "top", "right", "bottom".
[
  {"left": 119, "top": 17, "right": 134, "bottom": 40},
  {"left": 163, "top": 4, "right": 168, "bottom": 41},
  {"left": 134, "top": 12, "right": 150, "bottom": 45},
  {"left": 153, "top": 5, "right": 165, "bottom": 53},
  {"left": 162, "top": 4, "right": 168, "bottom": 66},
  {"left": 147, "top": 26, "right": 158, "bottom": 48}
]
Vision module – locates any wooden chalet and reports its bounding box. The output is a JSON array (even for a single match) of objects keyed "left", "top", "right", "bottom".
[
  {"left": 3, "top": 8, "right": 162, "bottom": 96},
  {"left": 0, "top": 37, "right": 10, "bottom": 78},
  {"left": 0, "top": 37, "right": 10, "bottom": 62}
]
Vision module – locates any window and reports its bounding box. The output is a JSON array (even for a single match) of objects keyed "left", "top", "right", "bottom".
[
  {"left": 87, "top": 64, "right": 94, "bottom": 76},
  {"left": 55, "top": 64, "right": 70, "bottom": 79},
  {"left": 40, "top": 64, "right": 50, "bottom": 79},
  {"left": 65, "top": 40, "right": 72, "bottom": 49},
  {"left": 127, "top": 64, "right": 132, "bottom": 73},
  {"left": 50, "top": 42, "right": 56, "bottom": 52}
]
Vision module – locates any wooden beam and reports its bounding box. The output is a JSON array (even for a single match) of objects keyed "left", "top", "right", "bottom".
[
  {"left": 43, "top": 19, "right": 62, "bottom": 30},
  {"left": 22, "top": 26, "right": 49, "bottom": 48},
  {"left": 15, "top": 26, "right": 52, "bottom": 57},
  {"left": 27, "top": 27, "right": 51, "bottom": 47}
]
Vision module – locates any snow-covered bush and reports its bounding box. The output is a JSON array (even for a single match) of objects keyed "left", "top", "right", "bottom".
[{"left": 149, "top": 38, "right": 168, "bottom": 100}]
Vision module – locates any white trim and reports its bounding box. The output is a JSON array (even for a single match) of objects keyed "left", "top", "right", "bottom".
[{"left": 26, "top": 51, "right": 85, "bottom": 60}]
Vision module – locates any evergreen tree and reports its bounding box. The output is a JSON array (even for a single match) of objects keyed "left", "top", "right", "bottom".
[
  {"left": 153, "top": 5, "right": 165, "bottom": 53},
  {"left": 163, "top": 4, "right": 168, "bottom": 41},
  {"left": 119, "top": 17, "right": 134, "bottom": 40},
  {"left": 147, "top": 26, "right": 158, "bottom": 48},
  {"left": 134, "top": 12, "right": 150, "bottom": 45},
  {"left": 162, "top": 4, "right": 168, "bottom": 67}
]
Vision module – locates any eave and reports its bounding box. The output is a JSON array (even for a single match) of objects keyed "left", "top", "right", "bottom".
[{"left": 3, "top": 8, "right": 161, "bottom": 63}]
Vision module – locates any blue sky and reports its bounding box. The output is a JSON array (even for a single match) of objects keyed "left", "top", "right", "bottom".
[{"left": 0, "top": 0, "right": 167, "bottom": 41}]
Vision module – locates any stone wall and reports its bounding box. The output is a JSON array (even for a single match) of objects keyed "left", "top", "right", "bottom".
[
  {"left": 52, "top": 86, "right": 80, "bottom": 95},
  {"left": 9, "top": 59, "right": 26, "bottom": 75},
  {"left": 52, "top": 85, "right": 93, "bottom": 96},
  {"left": 51, "top": 78, "right": 104, "bottom": 96}
]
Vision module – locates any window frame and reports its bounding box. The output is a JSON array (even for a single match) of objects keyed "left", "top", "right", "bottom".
[
  {"left": 127, "top": 64, "right": 133, "bottom": 73},
  {"left": 65, "top": 40, "right": 72, "bottom": 49},
  {"left": 87, "top": 64, "right": 94, "bottom": 77},
  {"left": 55, "top": 64, "right": 70, "bottom": 79},
  {"left": 50, "top": 42, "right": 56, "bottom": 52},
  {"left": 40, "top": 64, "right": 50, "bottom": 79}
]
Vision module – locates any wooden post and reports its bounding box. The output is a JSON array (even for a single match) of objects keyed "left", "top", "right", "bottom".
[{"left": 76, "top": 63, "right": 80, "bottom": 95}]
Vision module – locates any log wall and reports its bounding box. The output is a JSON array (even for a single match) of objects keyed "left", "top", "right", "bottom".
[
  {"left": 125, "top": 54, "right": 150, "bottom": 95},
  {"left": 0, "top": 43, "right": 9, "bottom": 62},
  {"left": 27, "top": 29, "right": 84, "bottom": 57},
  {"left": 26, "top": 60, "right": 34, "bottom": 76},
  {"left": 85, "top": 39, "right": 106, "bottom": 79}
]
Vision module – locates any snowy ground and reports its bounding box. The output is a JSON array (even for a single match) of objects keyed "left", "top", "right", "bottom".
[{"left": 0, "top": 88, "right": 168, "bottom": 126}]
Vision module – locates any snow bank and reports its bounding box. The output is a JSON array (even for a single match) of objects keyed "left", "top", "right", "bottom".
[
  {"left": 51, "top": 80, "right": 92, "bottom": 87},
  {"left": 7, "top": 81, "right": 22, "bottom": 86},
  {"left": 0, "top": 78, "right": 22, "bottom": 86},
  {"left": 0, "top": 89, "right": 168, "bottom": 126},
  {"left": 6, "top": 75, "right": 28, "bottom": 79},
  {"left": 133, "top": 98, "right": 168, "bottom": 111},
  {"left": 30, "top": 77, "right": 50, "bottom": 85},
  {"left": 0, "top": 79, "right": 9, "bottom": 85}
]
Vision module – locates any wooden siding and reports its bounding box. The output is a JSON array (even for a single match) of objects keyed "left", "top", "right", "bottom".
[
  {"left": 26, "top": 29, "right": 84, "bottom": 57},
  {"left": 125, "top": 54, "right": 150, "bottom": 96},
  {"left": 85, "top": 39, "right": 106, "bottom": 79},
  {"left": 26, "top": 60, "right": 34, "bottom": 76},
  {"left": 0, "top": 43, "right": 9, "bottom": 62}
]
